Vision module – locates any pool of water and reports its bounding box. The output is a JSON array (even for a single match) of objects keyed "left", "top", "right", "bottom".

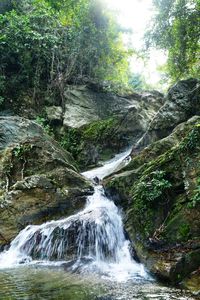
[{"left": 0, "top": 266, "right": 195, "bottom": 300}]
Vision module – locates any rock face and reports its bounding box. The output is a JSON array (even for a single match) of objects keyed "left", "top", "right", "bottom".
[
  {"left": 6, "top": 84, "right": 164, "bottom": 169},
  {"left": 105, "top": 115, "right": 200, "bottom": 287},
  {"left": 0, "top": 117, "right": 92, "bottom": 249},
  {"left": 62, "top": 85, "right": 164, "bottom": 128},
  {"left": 134, "top": 78, "right": 200, "bottom": 151},
  {"left": 56, "top": 85, "right": 164, "bottom": 168}
]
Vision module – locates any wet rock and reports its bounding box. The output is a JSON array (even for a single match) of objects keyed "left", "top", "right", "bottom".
[
  {"left": 16, "top": 207, "right": 122, "bottom": 262},
  {"left": 0, "top": 116, "right": 92, "bottom": 249},
  {"left": 105, "top": 115, "right": 200, "bottom": 288}
]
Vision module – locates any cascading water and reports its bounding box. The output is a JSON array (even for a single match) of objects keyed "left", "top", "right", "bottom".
[{"left": 0, "top": 148, "right": 150, "bottom": 282}]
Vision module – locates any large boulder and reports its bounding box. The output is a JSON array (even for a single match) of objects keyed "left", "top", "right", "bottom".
[
  {"left": 105, "top": 116, "right": 200, "bottom": 288},
  {"left": 62, "top": 85, "right": 164, "bottom": 129},
  {"left": 0, "top": 116, "right": 92, "bottom": 249},
  {"left": 57, "top": 85, "right": 164, "bottom": 168},
  {"left": 134, "top": 78, "right": 200, "bottom": 151}
]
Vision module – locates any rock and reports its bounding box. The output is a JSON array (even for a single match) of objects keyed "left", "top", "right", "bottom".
[
  {"left": 12, "top": 207, "right": 122, "bottom": 263},
  {"left": 63, "top": 85, "right": 164, "bottom": 129},
  {"left": 45, "top": 106, "right": 63, "bottom": 123},
  {"left": 134, "top": 78, "right": 200, "bottom": 151},
  {"left": 2, "top": 83, "right": 165, "bottom": 169},
  {"left": 61, "top": 85, "right": 164, "bottom": 168},
  {"left": 0, "top": 116, "right": 93, "bottom": 249},
  {"left": 104, "top": 116, "right": 200, "bottom": 286},
  {"left": 182, "top": 268, "right": 200, "bottom": 296}
]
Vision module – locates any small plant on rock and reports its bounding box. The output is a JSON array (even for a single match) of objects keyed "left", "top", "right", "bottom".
[
  {"left": 132, "top": 170, "right": 172, "bottom": 211},
  {"left": 188, "top": 177, "right": 200, "bottom": 208}
]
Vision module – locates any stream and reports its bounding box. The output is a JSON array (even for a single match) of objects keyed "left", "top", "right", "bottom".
[{"left": 0, "top": 149, "right": 195, "bottom": 299}]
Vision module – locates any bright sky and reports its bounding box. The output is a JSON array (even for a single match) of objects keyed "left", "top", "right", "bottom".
[{"left": 105, "top": 0, "right": 167, "bottom": 88}]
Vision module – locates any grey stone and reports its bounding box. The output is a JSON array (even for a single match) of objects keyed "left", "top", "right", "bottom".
[{"left": 46, "top": 106, "right": 63, "bottom": 122}]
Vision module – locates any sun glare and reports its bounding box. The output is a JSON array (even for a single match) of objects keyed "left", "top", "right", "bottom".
[
  {"left": 105, "top": 0, "right": 167, "bottom": 88},
  {"left": 106, "top": 0, "right": 153, "bottom": 34}
]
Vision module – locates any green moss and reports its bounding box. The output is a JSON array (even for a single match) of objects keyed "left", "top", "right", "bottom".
[
  {"left": 58, "top": 117, "right": 126, "bottom": 169},
  {"left": 82, "top": 117, "right": 118, "bottom": 141},
  {"left": 60, "top": 128, "right": 82, "bottom": 160},
  {"left": 178, "top": 223, "right": 191, "bottom": 240},
  {"left": 188, "top": 177, "right": 200, "bottom": 208},
  {"left": 105, "top": 120, "right": 200, "bottom": 245}
]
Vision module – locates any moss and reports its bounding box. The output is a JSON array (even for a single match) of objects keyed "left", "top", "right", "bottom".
[
  {"left": 188, "top": 177, "right": 200, "bottom": 208},
  {"left": 105, "top": 120, "right": 200, "bottom": 247},
  {"left": 60, "top": 127, "right": 82, "bottom": 161},
  {"left": 182, "top": 270, "right": 200, "bottom": 294},
  {"left": 58, "top": 117, "right": 129, "bottom": 169},
  {"left": 82, "top": 117, "right": 118, "bottom": 141},
  {"left": 178, "top": 223, "right": 191, "bottom": 240}
]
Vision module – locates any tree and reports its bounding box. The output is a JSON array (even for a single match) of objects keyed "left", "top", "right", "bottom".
[
  {"left": 146, "top": 0, "right": 200, "bottom": 81},
  {"left": 0, "top": 0, "right": 131, "bottom": 107}
]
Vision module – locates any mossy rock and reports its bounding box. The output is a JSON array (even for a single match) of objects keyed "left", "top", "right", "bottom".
[
  {"left": 105, "top": 116, "right": 200, "bottom": 286},
  {"left": 0, "top": 117, "right": 93, "bottom": 249}
]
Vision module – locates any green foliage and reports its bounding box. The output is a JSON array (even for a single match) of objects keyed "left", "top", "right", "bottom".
[
  {"left": 188, "top": 177, "right": 200, "bottom": 208},
  {"left": 146, "top": 0, "right": 200, "bottom": 80},
  {"left": 13, "top": 144, "right": 32, "bottom": 160},
  {"left": 179, "top": 124, "right": 200, "bottom": 151},
  {"left": 35, "top": 116, "right": 53, "bottom": 136},
  {"left": 82, "top": 118, "right": 118, "bottom": 141},
  {"left": 178, "top": 222, "right": 190, "bottom": 240},
  {"left": 0, "top": 1, "right": 61, "bottom": 100},
  {"left": 60, "top": 128, "right": 81, "bottom": 159},
  {"left": 0, "top": 0, "right": 131, "bottom": 104},
  {"left": 132, "top": 170, "right": 172, "bottom": 212}
]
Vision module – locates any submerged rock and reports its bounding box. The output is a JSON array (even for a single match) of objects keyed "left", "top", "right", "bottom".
[{"left": 0, "top": 116, "right": 92, "bottom": 249}]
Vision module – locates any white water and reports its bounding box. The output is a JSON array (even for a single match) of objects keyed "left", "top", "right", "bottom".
[
  {"left": 0, "top": 149, "right": 150, "bottom": 282},
  {"left": 82, "top": 147, "right": 132, "bottom": 180}
]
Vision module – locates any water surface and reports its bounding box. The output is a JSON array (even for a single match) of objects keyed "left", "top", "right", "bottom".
[{"left": 0, "top": 266, "right": 195, "bottom": 300}]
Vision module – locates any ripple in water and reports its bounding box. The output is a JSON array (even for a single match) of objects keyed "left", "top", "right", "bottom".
[{"left": 0, "top": 267, "right": 195, "bottom": 300}]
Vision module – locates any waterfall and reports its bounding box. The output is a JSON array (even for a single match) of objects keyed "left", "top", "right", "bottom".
[{"left": 0, "top": 148, "right": 150, "bottom": 282}]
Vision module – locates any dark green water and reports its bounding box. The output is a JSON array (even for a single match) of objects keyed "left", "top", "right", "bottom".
[{"left": 0, "top": 266, "right": 195, "bottom": 300}]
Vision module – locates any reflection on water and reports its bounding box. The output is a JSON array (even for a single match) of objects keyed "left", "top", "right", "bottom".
[{"left": 0, "top": 266, "right": 195, "bottom": 300}]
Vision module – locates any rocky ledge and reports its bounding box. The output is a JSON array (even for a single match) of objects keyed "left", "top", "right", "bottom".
[
  {"left": 0, "top": 116, "right": 92, "bottom": 250},
  {"left": 105, "top": 115, "right": 200, "bottom": 293}
]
